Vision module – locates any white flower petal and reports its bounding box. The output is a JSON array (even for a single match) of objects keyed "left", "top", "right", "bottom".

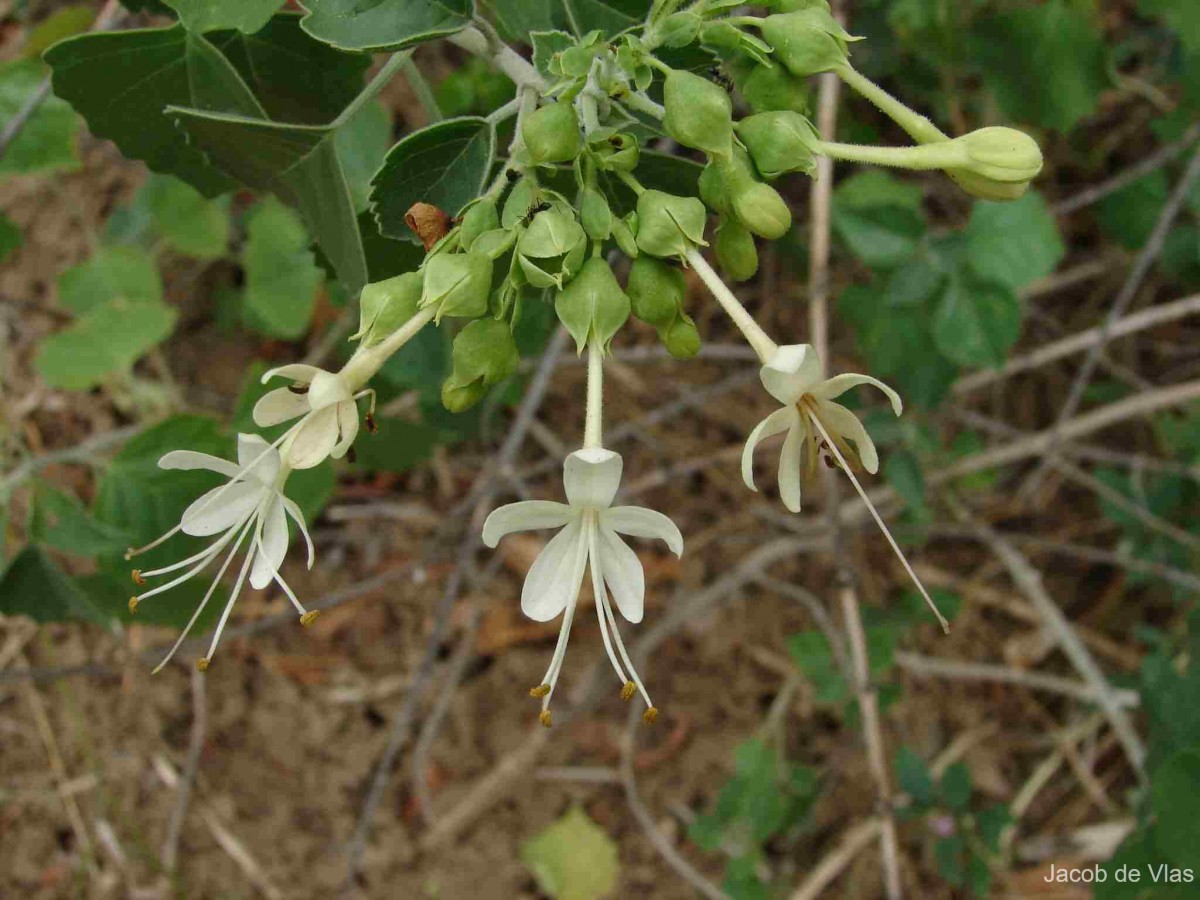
[
  {"left": 742, "top": 406, "right": 799, "bottom": 492},
  {"left": 521, "top": 519, "right": 587, "bottom": 622},
  {"left": 282, "top": 496, "right": 314, "bottom": 569},
  {"left": 250, "top": 497, "right": 288, "bottom": 590},
  {"left": 816, "top": 400, "right": 880, "bottom": 474},
  {"left": 482, "top": 501, "right": 573, "bottom": 547},
  {"left": 181, "top": 481, "right": 264, "bottom": 536},
  {"left": 285, "top": 407, "right": 339, "bottom": 469},
  {"left": 308, "top": 370, "right": 353, "bottom": 408},
  {"left": 778, "top": 419, "right": 805, "bottom": 513},
  {"left": 760, "top": 344, "right": 822, "bottom": 406},
  {"left": 810, "top": 373, "right": 903, "bottom": 416},
  {"left": 253, "top": 388, "right": 310, "bottom": 428},
  {"left": 330, "top": 400, "right": 360, "bottom": 460},
  {"left": 261, "top": 363, "right": 320, "bottom": 385},
  {"left": 563, "top": 448, "right": 623, "bottom": 510},
  {"left": 597, "top": 526, "right": 645, "bottom": 623},
  {"left": 237, "top": 433, "right": 281, "bottom": 485},
  {"left": 600, "top": 506, "right": 683, "bottom": 557},
  {"left": 158, "top": 450, "right": 241, "bottom": 479}
]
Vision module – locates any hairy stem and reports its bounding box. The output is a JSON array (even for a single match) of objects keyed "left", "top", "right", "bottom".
[
  {"left": 583, "top": 336, "right": 604, "bottom": 448},
  {"left": 686, "top": 248, "right": 778, "bottom": 362},
  {"left": 835, "top": 64, "right": 948, "bottom": 146}
]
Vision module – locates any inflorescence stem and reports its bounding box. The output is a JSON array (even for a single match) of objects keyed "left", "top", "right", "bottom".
[
  {"left": 583, "top": 336, "right": 605, "bottom": 449},
  {"left": 686, "top": 248, "right": 778, "bottom": 363}
]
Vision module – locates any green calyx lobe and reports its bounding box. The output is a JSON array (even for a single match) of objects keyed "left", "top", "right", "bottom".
[
  {"left": 663, "top": 69, "right": 733, "bottom": 157},
  {"left": 518, "top": 205, "right": 587, "bottom": 288},
  {"left": 736, "top": 111, "right": 821, "bottom": 180},
  {"left": 662, "top": 313, "right": 701, "bottom": 360},
  {"left": 554, "top": 255, "right": 631, "bottom": 355},
  {"left": 420, "top": 251, "right": 494, "bottom": 321},
  {"left": 627, "top": 256, "right": 685, "bottom": 328},
  {"left": 635, "top": 190, "right": 708, "bottom": 259},
  {"left": 761, "top": 9, "right": 862, "bottom": 77},
  {"left": 442, "top": 318, "right": 519, "bottom": 412},
  {"left": 459, "top": 199, "right": 500, "bottom": 251},
  {"left": 354, "top": 271, "right": 422, "bottom": 347},
  {"left": 715, "top": 219, "right": 758, "bottom": 282},
  {"left": 522, "top": 101, "right": 582, "bottom": 165}
]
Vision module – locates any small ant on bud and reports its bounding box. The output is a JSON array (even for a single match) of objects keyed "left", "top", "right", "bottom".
[{"left": 709, "top": 67, "right": 735, "bottom": 92}]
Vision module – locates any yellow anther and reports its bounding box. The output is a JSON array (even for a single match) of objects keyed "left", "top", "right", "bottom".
[
  {"left": 620, "top": 681, "right": 636, "bottom": 701},
  {"left": 196, "top": 658, "right": 210, "bottom": 672},
  {"left": 124, "top": 548, "right": 135, "bottom": 562},
  {"left": 529, "top": 683, "right": 551, "bottom": 698},
  {"left": 642, "top": 707, "right": 659, "bottom": 725},
  {"left": 538, "top": 710, "right": 552, "bottom": 728},
  {"left": 128, "top": 597, "right": 139, "bottom": 614},
  {"left": 299, "top": 610, "right": 320, "bottom": 626},
  {"left": 131, "top": 569, "right": 145, "bottom": 585}
]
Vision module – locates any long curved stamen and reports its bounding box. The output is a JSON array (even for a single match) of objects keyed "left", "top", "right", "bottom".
[
  {"left": 151, "top": 515, "right": 257, "bottom": 674},
  {"left": 588, "top": 515, "right": 630, "bottom": 689},
  {"left": 255, "top": 530, "right": 308, "bottom": 618},
  {"left": 131, "top": 524, "right": 243, "bottom": 604},
  {"left": 202, "top": 513, "right": 266, "bottom": 665},
  {"left": 136, "top": 524, "right": 246, "bottom": 579},
  {"left": 126, "top": 428, "right": 297, "bottom": 560},
  {"left": 807, "top": 410, "right": 950, "bottom": 633},
  {"left": 598, "top": 578, "right": 653, "bottom": 710},
  {"left": 538, "top": 530, "right": 591, "bottom": 715}
]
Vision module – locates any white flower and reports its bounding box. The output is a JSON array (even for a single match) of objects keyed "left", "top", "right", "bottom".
[
  {"left": 482, "top": 448, "right": 683, "bottom": 725},
  {"left": 252, "top": 364, "right": 372, "bottom": 470},
  {"left": 742, "top": 344, "right": 902, "bottom": 513},
  {"left": 126, "top": 434, "right": 318, "bottom": 672}
]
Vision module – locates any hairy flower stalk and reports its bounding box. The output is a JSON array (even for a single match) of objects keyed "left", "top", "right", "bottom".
[
  {"left": 483, "top": 338, "right": 683, "bottom": 726},
  {"left": 125, "top": 435, "right": 318, "bottom": 671}
]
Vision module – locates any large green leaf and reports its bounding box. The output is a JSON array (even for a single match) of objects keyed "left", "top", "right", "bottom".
[
  {"left": 164, "top": 0, "right": 285, "bottom": 35},
  {"left": 35, "top": 298, "right": 178, "bottom": 390},
  {"left": 0, "top": 60, "right": 79, "bottom": 175},
  {"left": 562, "top": 0, "right": 648, "bottom": 37},
  {"left": 481, "top": 0, "right": 561, "bottom": 43},
  {"left": 143, "top": 174, "right": 231, "bottom": 259},
  {"left": 30, "top": 483, "right": 134, "bottom": 557},
  {"left": 964, "top": 192, "right": 1064, "bottom": 293},
  {"left": 242, "top": 198, "right": 322, "bottom": 339},
  {"left": 57, "top": 245, "right": 162, "bottom": 315},
  {"left": 520, "top": 806, "right": 619, "bottom": 900},
  {"left": 932, "top": 275, "right": 1021, "bottom": 370},
  {"left": 832, "top": 170, "right": 926, "bottom": 270},
  {"left": 300, "top": 0, "right": 472, "bottom": 53},
  {"left": 0, "top": 547, "right": 99, "bottom": 624},
  {"left": 45, "top": 26, "right": 260, "bottom": 196},
  {"left": 335, "top": 99, "right": 394, "bottom": 213},
  {"left": 371, "top": 116, "right": 495, "bottom": 241},
  {"left": 169, "top": 108, "right": 368, "bottom": 289}
]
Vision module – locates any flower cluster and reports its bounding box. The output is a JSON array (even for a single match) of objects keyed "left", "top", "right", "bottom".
[{"left": 130, "top": 0, "right": 1031, "bottom": 719}]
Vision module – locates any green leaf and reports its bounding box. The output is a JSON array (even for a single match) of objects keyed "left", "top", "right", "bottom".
[
  {"left": 521, "top": 806, "right": 619, "bottom": 900},
  {"left": 57, "top": 245, "right": 162, "bottom": 315},
  {"left": 973, "top": 0, "right": 1108, "bottom": 132},
  {"left": 0, "top": 213, "right": 21, "bottom": 264},
  {"left": 0, "top": 60, "right": 79, "bottom": 175},
  {"left": 483, "top": 1, "right": 562, "bottom": 43},
  {"left": 30, "top": 483, "right": 133, "bottom": 557},
  {"left": 835, "top": 170, "right": 925, "bottom": 213},
  {"left": 965, "top": 192, "right": 1064, "bottom": 292},
  {"left": 169, "top": 108, "right": 368, "bottom": 289},
  {"left": 933, "top": 276, "right": 1021, "bottom": 370},
  {"left": 1152, "top": 749, "right": 1200, "bottom": 866},
  {"left": 242, "top": 198, "right": 322, "bottom": 339},
  {"left": 164, "top": 0, "right": 285, "bottom": 34},
  {"left": 976, "top": 805, "right": 1011, "bottom": 853},
  {"left": 895, "top": 747, "right": 935, "bottom": 806},
  {"left": 884, "top": 450, "right": 926, "bottom": 515},
  {"left": 531, "top": 30, "right": 575, "bottom": 78},
  {"left": 934, "top": 835, "right": 966, "bottom": 887},
  {"left": 36, "top": 299, "right": 177, "bottom": 390},
  {"left": 883, "top": 257, "right": 943, "bottom": 308},
  {"left": 24, "top": 6, "right": 96, "bottom": 59},
  {"left": 1097, "top": 171, "right": 1169, "bottom": 250},
  {"left": 939, "top": 762, "right": 973, "bottom": 812},
  {"left": 144, "top": 175, "right": 231, "bottom": 259},
  {"left": 335, "top": 100, "right": 393, "bottom": 214},
  {"left": 300, "top": 0, "right": 472, "bottom": 53},
  {"left": 833, "top": 172, "right": 926, "bottom": 270},
  {"left": 350, "top": 418, "right": 442, "bottom": 472},
  {"left": 562, "top": 0, "right": 647, "bottom": 37},
  {"left": 787, "top": 630, "right": 848, "bottom": 703},
  {"left": 0, "top": 547, "right": 99, "bottom": 624},
  {"left": 371, "top": 116, "right": 496, "bottom": 241}
]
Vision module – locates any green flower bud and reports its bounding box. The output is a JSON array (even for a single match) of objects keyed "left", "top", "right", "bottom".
[
  {"left": 659, "top": 11, "right": 702, "bottom": 47},
  {"left": 635, "top": 190, "right": 708, "bottom": 259},
  {"left": 953, "top": 127, "right": 1044, "bottom": 185},
  {"left": 663, "top": 69, "right": 733, "bottom": 157},
  {"left": 946, "top": 171, "right": 1030, "bottom": 202},
  {"left": 627, "top": 256, "right": 685, "bottom": 328},
  {"left": 580, "top": 188, "right": 613, "bottom": 241},
  {"left": 700, "top": 22, "right": 773, "bottom": 65},
  {"left": 699, "top": 159, "right": 731, "bottom": 215},
  {"left": 715, "top": 219, "right": 758, "bottom": 282},
  {"left": 736, "top": 110, "right": 821, "bottom": 179},
  {"left": 420, "top": 251, "right": 494, "bottom": 321},
  {"left": 738, "top": 61, "right": 812, "bottom": 115},
  {"left": 352, "top": 271, "right": 422, "bottom": 347},
  {"left": 720, "top": 159, "right": 792, "bottom": 239},
  {"left": 518, "top": 207, "right": 587, "bottom": 289},
  {"left": 662, "top": 313, "right": 701, "bottom": 360},
  {"left": 761, "top": 9, "right": 862, "bottom": 77},
  {"left": 441, "top": 318, "right": 519, "bottom": 412},
  {"left": 554, "top": 256, "right": 631, "bottom": 354},
  {"left": 501, "top": 177, "right": 535, "bottom": 229},
  {"left": 470, "top": 227, "right": 518, "bottom": 260},
  {"left": 593, "top": 132, "right": 640, "bottom": 173},
  {"left": 763, "top": 0, "right": 830, "bottom": 11},
  {"left": 522, "top": 102, "right": 582, "bottom": 165},
  {"left": 458, "top": 199, "right": 499, "bottom": 251},
  {"left": 612, "top": 212, "right": 639, "bottom": 258}
]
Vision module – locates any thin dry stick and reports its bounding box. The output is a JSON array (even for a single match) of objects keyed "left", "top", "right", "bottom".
[
  {"left": 162, "top": 666, "right": 207, "bottom": 873},
  {"left": 949, "top": 502, "right": 1147, "bottom": 783},
  {"left": 808, "top": 6, "right": 903, "bottom": 893},
  {"left": 954, "top": 292, "right": 1200, "bottom": 395},
  {"left": 790, "top": 818, "right": 884, "bottom": 900},
  {"left": 1022, "top": 143, "right": 1200, "bottom": 497}
]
